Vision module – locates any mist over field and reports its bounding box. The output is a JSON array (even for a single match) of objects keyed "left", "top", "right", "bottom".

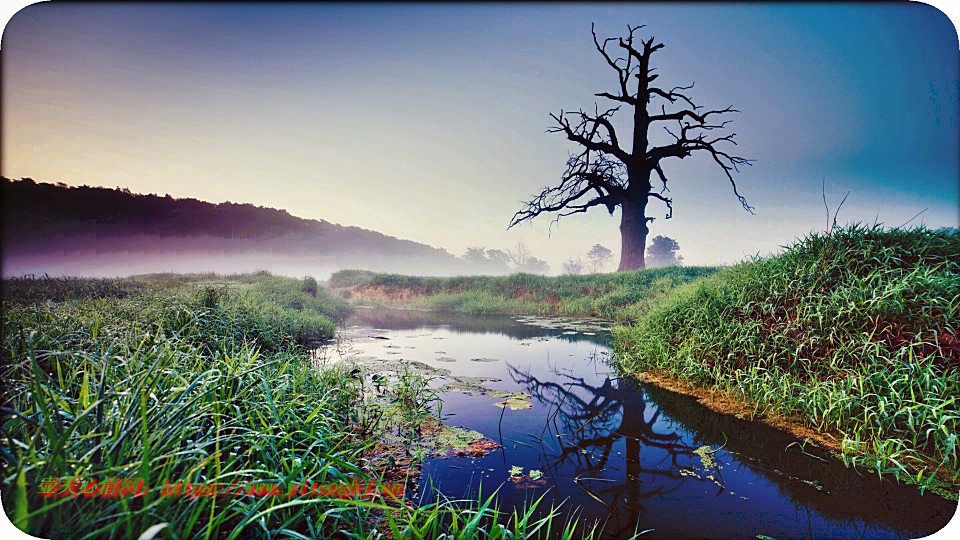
[{"left": 1, "top": 178, "right": 477, "bottom": 279}]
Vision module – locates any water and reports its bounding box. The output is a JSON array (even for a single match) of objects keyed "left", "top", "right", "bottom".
[{"left": 333, "top": 307, "right": 956, "bottom": 539}]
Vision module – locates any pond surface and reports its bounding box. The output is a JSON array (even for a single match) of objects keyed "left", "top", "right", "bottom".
[{"left": 335, "top": 307, "right": 956, "bottom": 539}]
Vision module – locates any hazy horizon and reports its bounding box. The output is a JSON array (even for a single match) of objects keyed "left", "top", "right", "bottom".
[{"left": 3, "top": 3, "right": 958, "bottom": 274}]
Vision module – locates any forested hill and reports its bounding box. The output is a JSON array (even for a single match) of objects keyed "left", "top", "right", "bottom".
[{"left": 1, "top": 177, "right": 469, "bottom": 277}]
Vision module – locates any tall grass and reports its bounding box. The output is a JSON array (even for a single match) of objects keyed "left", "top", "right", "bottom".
[
  {"left": 1, "top": 285, "right": 373, "bottom": 538},
  {"left": 1, "top": 273, "right": 648, "bottom": 538},
  {"left": 613, "top": 224, "right": 960, "bottom": 490},
  {"left": 330, "top": 266, "right": 717, "bottom": 321}
]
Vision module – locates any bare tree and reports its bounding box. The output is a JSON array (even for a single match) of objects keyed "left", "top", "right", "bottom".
[
  {"left": 507, "top": 240, "right": 531, "bottom": 268},
  {"left": 562, "top": 256, "right": 586, "bottom": 275},
  {"left": 509, "top": 23, "right": 753, "bottom": 271},
  {"left": 586, "top": 244, "right": 613, "bottom": 273}
]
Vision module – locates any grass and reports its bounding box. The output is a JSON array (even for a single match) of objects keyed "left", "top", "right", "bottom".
[
  {"left": 1, "top": 277, "right": 370, "bottom": 539},
  {"left": 330, "top": 266, "right": 718, "bottom": 321},
  {"left": 1, "top": 272, "right": 653, "bottom": 538},
  {"left": 613, "top": 224, "right": 960, "bottom": 492}
]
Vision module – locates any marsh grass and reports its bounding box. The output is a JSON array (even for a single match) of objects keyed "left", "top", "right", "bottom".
[
  {"left": 613, "top": 224, "right": 960, "bottom": 491},
  {"left": 1, "top": 272, "right": 636, "bottom": 538},
  {"left": 330, "top": 266, "right": 717, "bottom": 321},
  {"left": 0, "top": 285, "right": 374, "bottom": 538}
]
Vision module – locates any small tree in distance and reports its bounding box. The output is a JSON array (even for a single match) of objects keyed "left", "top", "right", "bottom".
[
  {"left": 645, "top": 235, "right": 683, "bottom": 268},
  {"left": 586, "top": 244, "right": 613, "bottom": 273},
  {"left": 462, "top": 247, "right": 511, "bottom": 273},
  {"left": 562, "top": 257, "right": 586, "bottom": 275}
]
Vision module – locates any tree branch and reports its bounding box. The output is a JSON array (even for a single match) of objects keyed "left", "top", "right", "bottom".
[
  {"left": 548, "top": 108, "right": 629, "bottom": 163},
  {"left": 508, "top": 152, "right": 626, "bottom": 229}
]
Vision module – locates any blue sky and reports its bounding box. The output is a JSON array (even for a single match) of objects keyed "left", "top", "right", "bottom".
[{"left": 3, "top": 3, "right": 958, "bottom": 269}]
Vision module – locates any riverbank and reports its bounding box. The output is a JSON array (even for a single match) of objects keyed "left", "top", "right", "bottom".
[
  {"left": 330, "top": 265, "right": 718, "bottom": 321},
  {"left": 615, "top": 224, "right": 960, "bottom": 494},
  {"left": 333, "top": 225, "right": 960, "bottom": 495}
]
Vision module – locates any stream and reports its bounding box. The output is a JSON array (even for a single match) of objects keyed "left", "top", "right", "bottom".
[{"left": 327, "top": 307, "right": 955, "bottom": 539}]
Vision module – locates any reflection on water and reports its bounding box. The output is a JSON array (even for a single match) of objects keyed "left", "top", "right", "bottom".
[{"left": 341, "top": 308, "right": 956, "bottom": 539}]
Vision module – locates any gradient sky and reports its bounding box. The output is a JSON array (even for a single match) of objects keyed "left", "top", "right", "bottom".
[{"left": 3, "top": 3, "right": 958, "bottom": 271}]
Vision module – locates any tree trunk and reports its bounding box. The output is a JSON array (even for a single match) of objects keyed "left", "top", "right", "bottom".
[{"left": 617, "top": 198, "right": 649, "bottom": 271}]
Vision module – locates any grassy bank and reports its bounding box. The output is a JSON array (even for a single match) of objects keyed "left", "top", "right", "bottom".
[
  {"left": 613, "top": 224, "right": 960, "bottom": 491},
  {"left": 330, "top": 266, "right": 718, "bottom": 321},
  {"left": 0, "top": 272, "right": 649, "bottom": 539}
]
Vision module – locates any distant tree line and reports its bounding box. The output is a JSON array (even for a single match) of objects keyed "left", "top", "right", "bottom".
[
  {"left": 461, "top": 240, "right": 550, "bottom": 274},
  {"left": 1, "top": 177, "right": 460, "bottom": 261}
]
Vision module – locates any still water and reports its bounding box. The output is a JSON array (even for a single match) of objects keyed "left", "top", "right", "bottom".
[{"left": 336, "top": 307, "right": 955, "bottom": 539}]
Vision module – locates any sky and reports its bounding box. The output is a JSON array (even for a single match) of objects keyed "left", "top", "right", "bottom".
[{"left": 3, "top": 3, "right": 958, "bottom": 272}]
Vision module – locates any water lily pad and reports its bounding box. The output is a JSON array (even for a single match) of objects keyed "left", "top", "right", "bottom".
[
  {"left": 495, "top": 393, "right": 532, "bottom": 410},
  {"left": 441, "top": 375, "right": 502, "bottom": 395},
  {"left": 471, "top": 357, "right": 499, "bottom": 363},
  {"left": 562, "top": 331, "right": 578, "bottom": 335},
  {"left": 435, "top": 357, "right": 457, "bottom": 363},
  {"left": 407, "top": 361, "right": 451, "bottom": 376}
]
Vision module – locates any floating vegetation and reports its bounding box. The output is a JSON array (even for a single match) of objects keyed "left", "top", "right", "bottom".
[
  {"left": 679, "top": 445, "right": 726, "bottom": 488},
  {"left": 471, "top": 357, "right": 500, "bottom": 363},
  {"left": 508, "top": 466, "right": 548, "bottom": 488},
  {"left": 562, "top": 331, "right": 578, "bottom": 335},
  {"left": 494, "top": 392, "right": 533, "bottom": 410},
  {"left": 694, "top": 445, "right": 720, "bottom": 469},
  {"left": 435, "top": 356, "right": 457, "bottom": 363},
  {"left": 421, "top": 426, "right": 500, "bottom": 458},
  {"left": 406, "top": 361, "right": 451, "bottom": 377},
  {"left": 441, "top": 375, "right": 502, "bottom": 395}
]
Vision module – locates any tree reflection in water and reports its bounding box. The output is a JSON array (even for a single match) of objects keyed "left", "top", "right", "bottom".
[{"left": 509, "top": 356, "right": 698, "bottom": 536}]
